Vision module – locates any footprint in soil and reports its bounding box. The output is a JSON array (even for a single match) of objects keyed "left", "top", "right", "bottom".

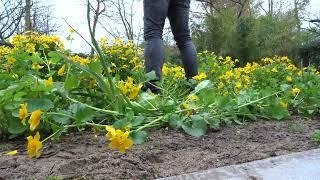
[{"left": 58, "top": 159, "right": 88, "bottom": 175}]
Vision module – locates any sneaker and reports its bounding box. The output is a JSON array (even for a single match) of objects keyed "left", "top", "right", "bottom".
[{"left": 141, "top": 81, "right": 161, "bottom": 94}]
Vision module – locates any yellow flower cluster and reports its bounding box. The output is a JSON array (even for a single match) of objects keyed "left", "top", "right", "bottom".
[
  {"left": 19, "top": 103, "right": 43, "bottom": 131},
  {"left": 182, "top": 94, "right": 199, "bottom": 116},
  {"left": 218, "top": 63, "right": 259, "bottom": 95},
  {"left": 193, "top": 73, "right": 207, "bottom": 81},
  {"left": 119, "top": 77, "right": 142, "bottom": 100},
  {"left": 105, "top": 125, "right": 133, "bottom": 153},
  {"left": 99, "top": 38, "right": 143, "bottom": 77},
  {"left": 11, "top": 32, "right": 64, "bottom": 53},
  {"left": 0, "top": 46, "right": 13, "bottom": 58},
  {"left": 70, "top": 55, "right": 91, "bottom": 66},
  {"left": 162, "top": 64, "right": 185, "bottom": 79},
  {"left": 262, "top": 56, "right": 291, "bottom": 64}
]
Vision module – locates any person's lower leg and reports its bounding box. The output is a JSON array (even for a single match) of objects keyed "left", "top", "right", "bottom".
[{"left": 178, "top": 40, "right": 198, "bottom": 79}]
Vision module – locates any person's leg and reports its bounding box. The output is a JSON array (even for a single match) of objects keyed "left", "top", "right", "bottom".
[
  {"left": 168, "top": 0, "right": 198, "bottom": 79},
  {"left": 143, "top": 0, "right": 169, "bottom": 80}
]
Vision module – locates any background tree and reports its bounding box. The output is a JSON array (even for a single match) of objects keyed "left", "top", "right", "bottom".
[
  {"left": 0, "top": 0, "right": 24, "bottom": 42},
  {"left": 192, "top": 0, "right": 313, "bottom": 65},
  {"left": 89, "top": 0, "right": 106, "bottom": 56}
]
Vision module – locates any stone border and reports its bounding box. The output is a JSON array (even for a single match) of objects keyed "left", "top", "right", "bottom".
[{"left": 160, "top": 149, "right": 320, "bottom": 180}]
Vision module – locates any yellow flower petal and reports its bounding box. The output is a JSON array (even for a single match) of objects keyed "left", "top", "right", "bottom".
[
  {"left": 29, "top": 110, "right": 43, "bottom": 131},
  {"left": 19, "top": 103, "right": 29, "bottom": 125},
  {"left": 58, "top": 65, "right": 66, "bottom": 76},
  {"left": 105, "top": 126, "right": 133, "bottom": 153},
  {"left": 5, "top": 150, "right": 18, "bottom": 156},
  {"left": 44, "top": 77, "right": 53, "bottom": 86}
]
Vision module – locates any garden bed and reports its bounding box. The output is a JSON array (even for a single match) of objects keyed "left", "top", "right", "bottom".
[{"left": 0, "top": 116, "right": 319, "bottom": 179}]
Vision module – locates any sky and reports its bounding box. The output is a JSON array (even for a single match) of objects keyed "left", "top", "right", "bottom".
[{"left": 52, "top": 0, "right": 320, "bottom": 53}]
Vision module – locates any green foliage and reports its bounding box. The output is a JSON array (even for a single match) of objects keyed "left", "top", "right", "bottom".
[
  {"left": 311, "top": 130, "right": 320, "bottom": 144},
  {"left": 192, "top": 6, "right": 313, "bottom": 64}
]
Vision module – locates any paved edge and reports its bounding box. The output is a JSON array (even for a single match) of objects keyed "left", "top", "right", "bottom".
[{"left": 159, "top": 149, "right": 320, "bottom": 180}]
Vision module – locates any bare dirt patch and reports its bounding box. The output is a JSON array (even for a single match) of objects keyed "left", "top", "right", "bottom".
[{"left": 1, "top": 116, "right": 319, "bottom": 179}]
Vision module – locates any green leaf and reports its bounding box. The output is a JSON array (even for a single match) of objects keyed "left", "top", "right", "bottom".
[
  {"left": 168, "top": 114, "right": 183, "bottom": 129},
  {"left": 74, "top": 105, "right": 95, "bottom": 123},
  {"left": 30, "top": 54, "right": 44, "bottom": 64},
  {"left": 195, "top": 80, "right": 212, "bottom": 93},
  {"left": 198, "top": 88, "right": 216, "bottom": 106},
  {"left": 280, "top": 84, "right": 292, "bottom": 91},
  {"left": 113, "top": 118, "right": 129, "bottom": 129},
  {"left": 131, "top": 116, "right": 145, "bottom": 127},
  {"left": 263, "top": 104, "right": 290, "bottom": 120},
  {"left": 27, "top": 98, "right": 54, "bottom": 111},
  {"left": 130, "top": 131, "right": 147, "bottom": 145},
  {"left": 52, "top": 111, "right": 72, "bottom": 125},
  {"left": 48, "top": 51, "right": 62, "bottom": 63},
  {"left": 144, "top": 71, "right": 157, "bottom": 81},
  {"left": 89, "top": 60, "right": 102, "bottom": 74},
  {"left": 182, "top": 115, "right": 207, "bottom": 137},
  {"left": 8, "top": 117, "right": 27, "bottom": 135},
  {"left": 4, "top": 103, "right": 20, "bottom": 111},
  {"left": 65, "top": 75, "right": 80, "bottom": 90}
]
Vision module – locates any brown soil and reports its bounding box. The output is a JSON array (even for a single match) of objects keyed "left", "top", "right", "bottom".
[{"left": 0, "top": 116, "right": 319, "bottom": 180}]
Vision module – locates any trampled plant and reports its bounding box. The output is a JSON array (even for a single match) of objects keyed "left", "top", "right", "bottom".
[{"left": 0, "top": 1, "right": 319, "bottom": 159}]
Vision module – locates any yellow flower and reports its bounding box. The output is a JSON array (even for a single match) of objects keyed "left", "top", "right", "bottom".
[
  {"left": 280, "top": 101, "right": 288, "bottom": 109},
  {"left": 28, "top": 110, "right": 43, "bottom": 131},
  {"left": 58, "top": 65, "right": 66, "bottom": 76},
  {"left": 44, "top": 77, "right": 53, "bottom": 86},
  {"left": 182, "top": 102, "right": 189, "bottom": 109},
  {"left": 193, "top": 73, "right": 207, "bottom": 81},
  {"left": 19, "top": 103, "right": 29, "bottom": 125},
  {"left": 69, "top": 29, "right": 76, "bottom": 33},
  {"left": 105, "top": 126, "right": 133, "bottom": 153},
  {"left": 189, "top": 95, "right": 198, "bottom": 101},
  {"left": 7, "top": 57, "right": 16, "bottom": 64},
  {"left": 235, "top": 82, "right": 242, "bottom": 89},
  {"left": 25, "top": 43, "right": 36, "bottom": 54},
  {"left": 32, "top": 63, "right": 44, "bottom": 70},
  {"left": 27, "top": 132, "right": 43, "bottom": 159},
  {"left": 5, "top": 150, "right": 18, "bottom": 156},
  {"left": 292, "top": 87, "right": 301, "bottom": 96},
  {"left": 286, "top": 76, "right": 293, "bottom": 82},
  {"left": 271, "top": 67, "right": 278, "bottom": 73},
  {"left": 128, "top": 85, "right": 142, "bottom": 100},
  {"left": 297, "top": 71, "right": 303, "bottom": 76},
  {"left": 119, "top": 81, "right": 128, "bottom": 94}
]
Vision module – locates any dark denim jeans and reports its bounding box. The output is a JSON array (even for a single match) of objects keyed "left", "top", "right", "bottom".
[{"left": 144, "top": 0, "right": 198, "bottom": 79}]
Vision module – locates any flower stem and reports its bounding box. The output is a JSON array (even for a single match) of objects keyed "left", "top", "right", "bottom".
[
  {"left": 237, "top": 90, "right": 283, "bottom": 109},
  {"left": 41, "top": 129, "right": 61, "bottom": 143},
  {"left": 66, "top": 96, "right": 122, "bottom": 115},
  {"left": 46, "top": 112, "right": 77, "bottom": 120},
  {"left": 133, "top": 116, "right": 163, "bottom": 133}
]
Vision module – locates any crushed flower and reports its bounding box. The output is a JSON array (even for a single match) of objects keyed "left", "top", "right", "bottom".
[
  {"left": 105, "top": 125, "right": 133, "bottom": 153},
  {"left": 27, "top": 132, "right": 43, "bottom": 159}
]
